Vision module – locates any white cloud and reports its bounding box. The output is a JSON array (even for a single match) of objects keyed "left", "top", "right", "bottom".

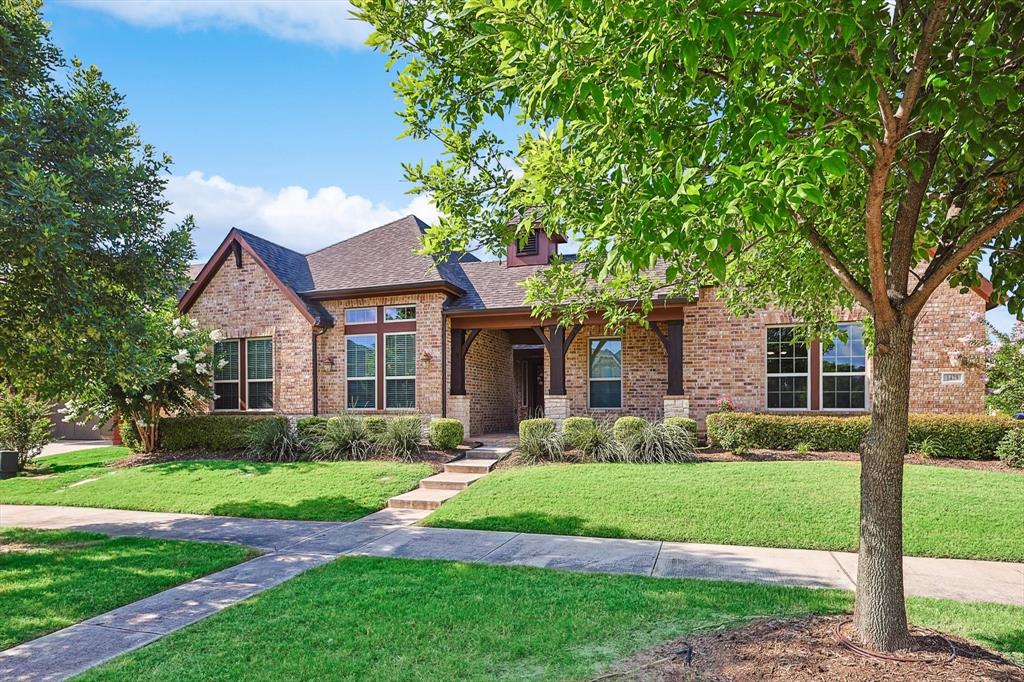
[
  {"left": 74, "top": 1, "right": 370, "bottom": 48},
  {"left": 166, "top": 170, "right": 438, "bottom": 258}
]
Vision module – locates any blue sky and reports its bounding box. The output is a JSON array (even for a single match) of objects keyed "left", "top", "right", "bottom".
[{"left": 45, "top": 1, "right": 1016, "bottom": 332}]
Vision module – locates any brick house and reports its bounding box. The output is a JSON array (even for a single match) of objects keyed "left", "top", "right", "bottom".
[{"left": 179, "top": 215, "right": 994, "bottom": 436}]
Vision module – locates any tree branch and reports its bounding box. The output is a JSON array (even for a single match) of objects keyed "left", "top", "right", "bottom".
[
  {"left": 894, "top": 0, "right": 949, "bottom": 137},
  {"left": 888, "top": 130, "right": 943, "bottom": 300},
  {"left": 905, "top": 198, "right": 1024, "bottom": 316},
  {"left": 805, "top": 225, "right": 875, "bottom": 312}
]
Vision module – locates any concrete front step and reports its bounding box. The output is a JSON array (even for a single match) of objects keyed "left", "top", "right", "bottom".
[
  {"left": 388, "top": 488, "right": 461, "bottom": 510},
  {"left": 420, "top": 472, "right": 487, "bottom": 491},
  {"left": 444, "top": 458, "right": 500, "bottom": 474}
]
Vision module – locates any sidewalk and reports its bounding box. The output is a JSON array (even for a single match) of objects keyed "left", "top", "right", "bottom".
[{"left": 2, "top": 503, "right": 1023, "bottom": 680}]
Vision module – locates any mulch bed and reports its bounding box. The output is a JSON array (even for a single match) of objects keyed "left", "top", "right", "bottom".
[
  {"left": 596, "top": 615, "right": 1023, "bottom": 681},
  {"left": 695, "top": 447, "right": 1022, "bottom": 472}
]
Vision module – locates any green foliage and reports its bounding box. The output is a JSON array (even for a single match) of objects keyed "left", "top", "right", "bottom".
[
  {"left": 982, "top": 322, "right": 1024, "bottom": 416},
  {"left": 612, "top": 416, "right": 647, "bottom": 444},
  {"left": 707, "top": 412, "right": 1017, "bottom": 460},
  {"left": 0, "top": 2, "right": 195, "bottom": 399},
  {"left": 296, "top": 417, "right": 328, "bottom": 446},
  {"left": 244, "top": 418, "right": 301, "bottom": 463},
  {"left": 0, "top": 390, "right": 52, "bottom": 468},
  {"left": 995, "top": 428, "right": 1024, "bottom": 468},
  {"left": 568, "top": 419, "right": 622, "bottom": 463},
  {"left": 363, "top": 415, "right": 388, "bottom": 440},
  {"left": 663, "top": 417, "right": 698, "bottom": 439},
  {"left": 380, "top": 416, "right": 423, "bottom": 461},
  {"left": 616, "top": 420, "right": 696, "bottom": 464},
  {"left": 516, "top": 418, "right": 562, "bottom": 464},
  {"left": 159, "top": 415, "right": 277, "bottom": 452},
  {"left": 314, "top": 416, "right": 375, "bottom": 461},
  {"left": 428, "top": 418, "right": 464, "bottom": 450},
  {"left": 118, "top": 419, "right": 142, "bottom": 453},
  {"left": 561, "top": 416, "right": 595, "bottom": 450}
]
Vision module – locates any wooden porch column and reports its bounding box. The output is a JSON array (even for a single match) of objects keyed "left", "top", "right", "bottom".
[
  {"left": 532, "top": 324, "right": 583, "bottom": 395},
  {"left": 450, "top": 327, "right": 480, "bottom": 396},
  {"left": 651, "top": 319, "right": 684, "bottom": 395}
]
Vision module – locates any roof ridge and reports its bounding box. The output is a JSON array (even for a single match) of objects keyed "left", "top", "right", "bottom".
[
  {"left": 304, "top": 214, "right": 424, "bottom": 257},
  {"left": 232, "top": 228, "right": 308, "bottom": 259}
]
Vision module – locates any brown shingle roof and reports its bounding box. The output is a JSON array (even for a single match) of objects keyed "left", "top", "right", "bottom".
[{"left": 304, "top": 215, "right": 474, "bottom": 294}]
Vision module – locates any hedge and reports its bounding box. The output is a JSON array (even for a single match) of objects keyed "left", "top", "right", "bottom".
[
  {"left": 363, "top": 415, "right": 388, "bottom": 439},
  {"left": 613, "top": 416, "right": 647, "bottom": 444},
  {"left": 159, "top": 415, "right": 285, "bottom": 452},
  {"left": 561, "top": 416, "right": 595, "bottom": 450},
  {"left": 429, "top": 418, "right": 464, "bottom": 450},
  {"left": 519, "top": 417, "right": 556, "bottom": 441},
  {"left": 296, "top": 416, "right": 328, "bottom": 443},
  {"left": 705, "top": 411, "right": 1019, "bottom": 460},
  {"left": 664, "top": 417, "right": 698, "bottom": 439}
]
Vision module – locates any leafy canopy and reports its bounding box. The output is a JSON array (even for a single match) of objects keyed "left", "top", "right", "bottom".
[
  {"left": 357, "top": 0, "right": 1024, "bottom": 336},
  {"left": 0, "top": 1, "right": 194, "bottom": 398}
]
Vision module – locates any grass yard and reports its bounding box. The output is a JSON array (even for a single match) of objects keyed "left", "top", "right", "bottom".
[
  {"left": 79, "top": 557, "right": 1024, "bottom": 681},
  {"left": 1, "top": 447, "right": 431, "bottom": 521},
  {"left": 423, "top": 461, "right": 1024, "bottom": 561},
  {"left": 0, "top": 528, "right": 253, "bottom": 649}
]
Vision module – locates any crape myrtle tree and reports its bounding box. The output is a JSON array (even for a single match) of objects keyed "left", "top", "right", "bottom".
[
  {"left": 0, "top": 1, "right": 194, "bottom": 399},
  {"left": 355, "top": 0, "right": 1024, "bottom": 650}
]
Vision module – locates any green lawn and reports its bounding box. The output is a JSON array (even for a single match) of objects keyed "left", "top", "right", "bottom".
[
  {"left": 423, "top": 461, "right": 1024, "bottom": 561},
  {"left": 0, "top": 528, "right": 253, "bottom": 649},
  {"left": 2, "top": 448, "right": 431, "bottom": 521},
  {"left": 79, "top": 557, "right": 1024, "bottom": 681}
]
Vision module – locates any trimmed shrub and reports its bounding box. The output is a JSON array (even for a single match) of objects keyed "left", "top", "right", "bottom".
[
  {"left": 995, "top": 428, "right": 1024, "bottom": 468},
  {"left": 243, "top": 417, "right": 302, "bottom": 462},
  {"left": 613, "top": 416, "right": 647, "bottom": 444},
  {"left": 517, "top": 418, "right": 562, "bottom": 464},
  {"left": 315, "top": 416, "right": 375, "bottom": 461},
  {"left": 296, "top": 416, "right": 328, "bottom": 445},
  {"left": 663, "top": 416, "right": 698, "bottom": 439},
  {"left": 618, "top": 420, "right": 696, "bottom": 463},
  {"left": 363, "top": 415, "right": 388, "bottom": 440},
  {"left": 0, "top": 391, "right": 52, "bottom": 468},
  {"left": 380, "top": 416, "right": 423, "bottom": 461},
  {"left": 561, "top": 416, "right": 595, "bottom": 450},
  {"left": 159, "top": 415, "right": 279, "bottom": 452},
  {"left": 706, "top": 411, "right": 1018, "bottom": 460},
  {"left": 118, "top": 419, "right": 142, "bottom": 453},
  {"left": 429, "top": 418, "right": 464, "bottom": 450}
]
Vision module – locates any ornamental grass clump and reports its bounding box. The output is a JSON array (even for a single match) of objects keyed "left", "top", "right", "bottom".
[
  {"left": 618, "top": 420, "right": 696, "bottom": 464},
  {"left": 571, "top": 419, "right": 622, "bottom": 463},
  {"left": 315, "top": 416, "right": 376, "bottom": 461},
  {"left": 380, "top": 416, "right": 423, "bottom": 461},
  {"left": 244, "top": 417, "right": 302, "bottom": 462},
  {"left": 516, "top": 418, "right": 563, "bottom": 464},
  {"left": 561, "top": 416, "right": 595, "bottom": 451}
]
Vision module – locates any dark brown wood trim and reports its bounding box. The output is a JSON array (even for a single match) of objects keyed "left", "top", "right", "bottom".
[
  {"left": 650, "top": 320, "right": 684, "bottom": 395},
  {"left": 239, "top": 336, "right": 248, "bottom": 411},
  {"left": 450, "top": 304, "right": 690, "bottom": 330},
  {"left": 810, "top": 340, "right": 821, "bottom": 411},
  {"left": 343, "top": 305, "right": 419, "bottom": 410},
  {"left": 303, "top": 281, "right": 465, "bottom": 300},
  {"left": 533, "top": 324, "right": 582, "bottom": 395}
]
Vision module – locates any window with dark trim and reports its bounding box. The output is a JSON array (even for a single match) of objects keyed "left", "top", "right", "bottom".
[
  {"left": 589, "top": 338, "right": 622, "bottom": 408},
  {"left": 516, "top": 231, "right": 539, "bottom": 256},
  {"left": 213, "top": 340, "right": 240, "bottom": 411},
  {"left": 384, "top": 305, "right": 416, "bottom": 322},
  {"left": 384, "top": 332, "right": 416, "bottom": 409},
  {"left": 246, "top": 338, "right": 273, "bottom": 410},
  {"left": 346, "top": 334, "right": 377, "bottom": 409},
  {"left": 345, "top": 307, "right": 377, "bottom": 324},
  {"left": 766, "top": 327, "right": 809, "bottom": 409},
  {"left": 822, "top": 323, "right": 867, "bottom": 409}
]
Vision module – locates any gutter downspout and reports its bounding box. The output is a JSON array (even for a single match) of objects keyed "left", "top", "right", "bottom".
[
  {"left": 311, "top": 326, "right": 328, "bottom": 416},
  {"left": 440, "top": 310, "right": 447, "bottom": 418}
]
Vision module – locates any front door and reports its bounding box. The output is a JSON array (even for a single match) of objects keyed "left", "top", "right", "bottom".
[{"left": 514, "top": 348, "right": 545, "bottom": 422}]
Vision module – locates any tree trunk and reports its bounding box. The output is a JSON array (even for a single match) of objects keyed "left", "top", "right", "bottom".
[{"left": 854, "top": 314, "right": 914, "bottom": 651}]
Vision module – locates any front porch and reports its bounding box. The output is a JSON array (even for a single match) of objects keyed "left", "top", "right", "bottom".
[{"left": 446, "top": 308, "right": 691, "bottom": 437}]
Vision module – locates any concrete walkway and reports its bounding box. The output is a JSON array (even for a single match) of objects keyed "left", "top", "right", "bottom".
[
  {"left": 37, "top": 440, "right": 112, "bottom": 458},
  {"left": 2, "top": 503, "right": 1022, "bottom": 681}
]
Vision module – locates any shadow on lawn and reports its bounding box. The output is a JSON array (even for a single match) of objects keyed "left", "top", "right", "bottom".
[
  {"left": 431, "top": 511, "right": 633, "bottom": 541},
  {"left": 208, "top": 495, "right": 380, "bottom": 521}
]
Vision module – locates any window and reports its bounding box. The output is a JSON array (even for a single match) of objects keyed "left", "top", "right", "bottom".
[
  {"left": 821, "top": 323, "right": 866, "bottom": 410},
  {"left": 246, "top": 338, "right": 274, "bottom": 410},
  {"left": 345, "top": 307, "right": 377, "bottom": 324},
  {"left": 347, "top": 335, "right": 376, "bottom": 408},
  {"left": 516, "top": 231, "right": 539, "bottom": 256},
  {"left": 385, "top": 332, "right": 416, "bottom": 409},
  {"left": 941, "top": 372, "right": 965, "bottom": 385},
  {"left": 384, "top": 305, "right": 416, "bottom": 322},
  {"left": 589, "top": 338, "right": 622, "bottom": 408},
  {"left": 766, "top": 327, "right": 809, "bottom": 409},
  {"left": 213, "top": 340, "right": 240, "bottom": 410}
]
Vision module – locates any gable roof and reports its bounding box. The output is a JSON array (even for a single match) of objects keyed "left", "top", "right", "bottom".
[{"left": 302, "top": 215, "right": 472, "bottom": 297}]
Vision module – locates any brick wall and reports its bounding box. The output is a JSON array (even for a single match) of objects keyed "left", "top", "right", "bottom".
[
  {"left": 186, "top": 249, "right": 313, "bottom": 415},
  {"left": 458, "top": 328, "right": 515, "bottom": 434},
  {"left": 316, "top": 293, "right": 446, "bottom": 418}
]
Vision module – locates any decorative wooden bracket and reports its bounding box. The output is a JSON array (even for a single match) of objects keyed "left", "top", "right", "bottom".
[
  {"left": 532, "top": 324, "right": 583, "bottom": 395},
  {"left": 650, "top": 320, "right": 684, "bottom": 395}
]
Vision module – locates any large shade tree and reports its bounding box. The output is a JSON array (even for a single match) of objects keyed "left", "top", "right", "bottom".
[
  {"left": 0, "top": 1, "right": 194, "bottom": 399},
  {"left": 356, "top": 0, "right": 1024, "bottom": 650}
]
